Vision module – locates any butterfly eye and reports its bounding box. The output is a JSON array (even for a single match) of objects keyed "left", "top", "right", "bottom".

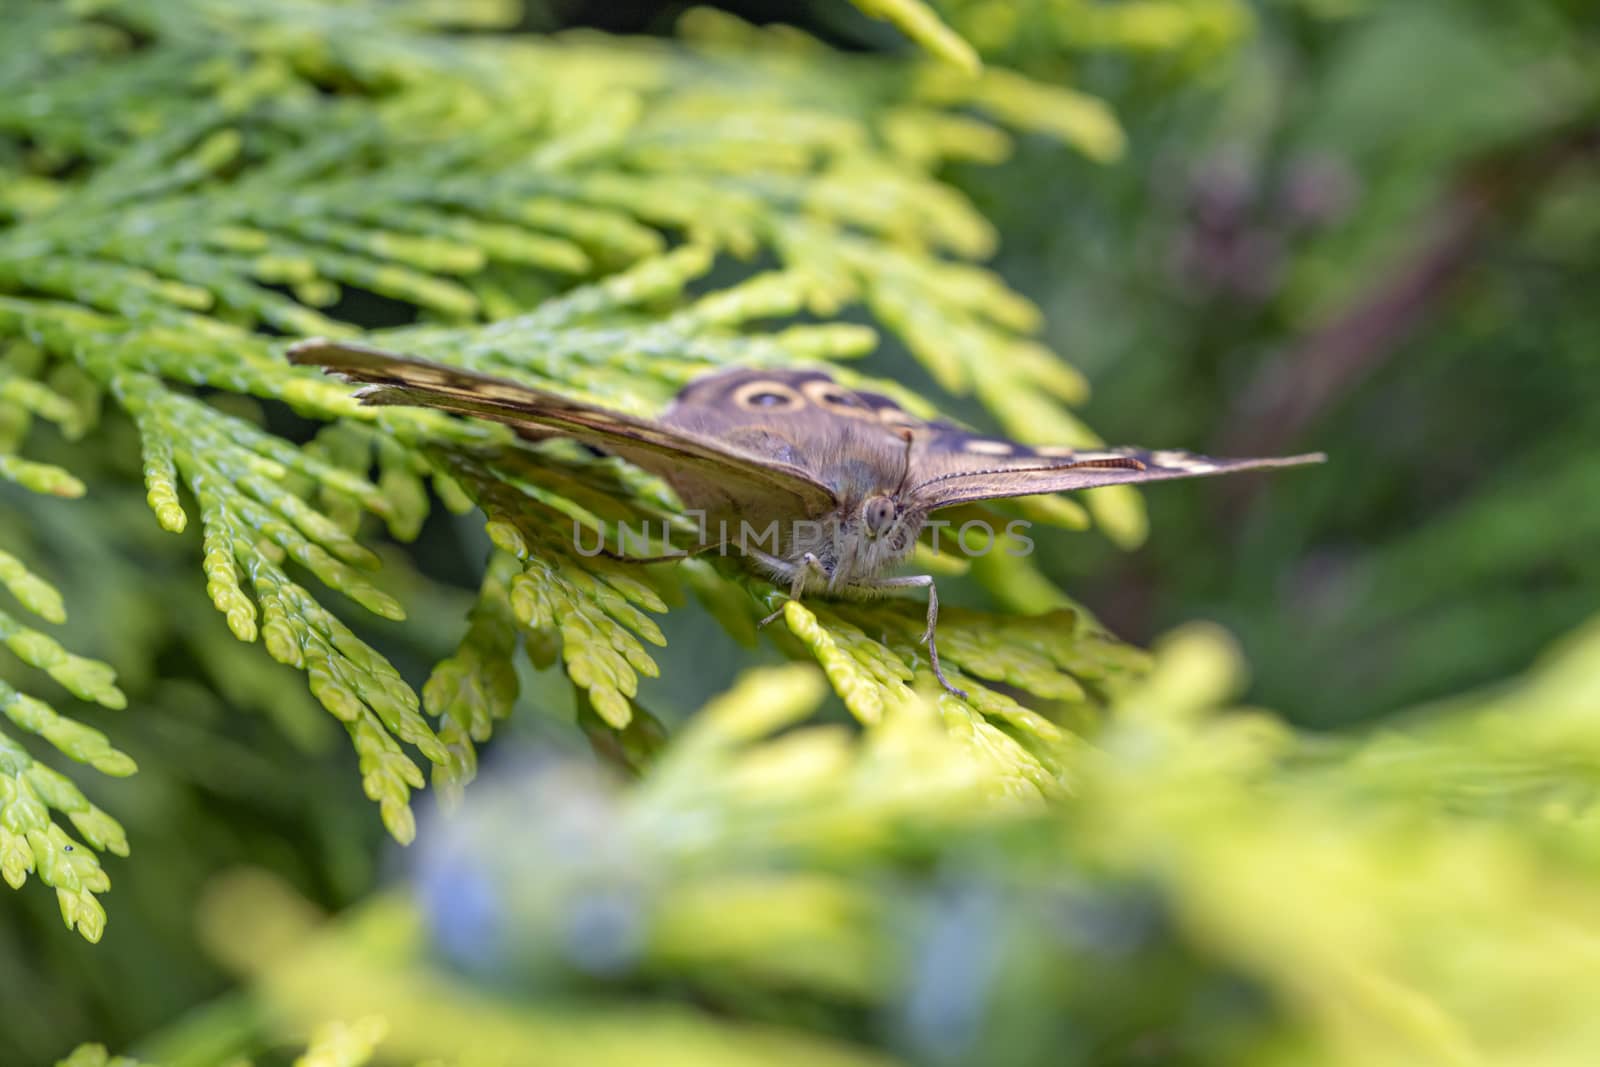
[
  {"left": 862, "top": 495, "right": 897, "bottom": 537},
  {"left": 732, "top": 380, "right": 804, "bottom": 412}
]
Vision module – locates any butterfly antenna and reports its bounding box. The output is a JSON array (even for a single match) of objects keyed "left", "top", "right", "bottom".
[{"left": 894, "top": 428, "right": 917, "bottom": 495}]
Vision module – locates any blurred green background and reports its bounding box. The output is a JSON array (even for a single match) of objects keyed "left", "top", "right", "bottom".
[{"left": 4, "top": 1, "right": 1598, "bottom": 1064}]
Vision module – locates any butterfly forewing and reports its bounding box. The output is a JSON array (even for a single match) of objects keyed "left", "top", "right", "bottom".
[
  {"left": 287, "top": 340, "right": 839, "bottom": 527},
  {"left": 907, "top": 445, "right": 1325, "bottom": 511}
]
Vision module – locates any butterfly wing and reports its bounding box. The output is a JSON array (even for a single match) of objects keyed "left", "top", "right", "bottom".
[
  {"left": 290, "top": 346, "right": 1318, "bottom": 523},
  {"left": 907, "top": 437, "right": 1325, "bottom": 512},
  {"left": 287, "top": 340, "right": 840, "bottom": 521},
  {"left": 658, "top": 367, "right": 928, "bottom": 501},
  {"left": 668, "top": 370, "right": 1324, "bottom": 505}
]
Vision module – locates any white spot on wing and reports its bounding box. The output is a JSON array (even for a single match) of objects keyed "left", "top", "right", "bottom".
[
  {"left": 396, "top": 366, "right": 451, "bottom": 386},
  {"left": 480, "top": 383, "right": 533, "bottom": 401},
  {"left": 1039, "top": 447, "right": 1126, "bottom": 463},
  {"left": 962, "top": 439, "right": 1016, "bottom": 456},
  {"left": 876, "top": 406, "right": 920, "bottom": 427},
  {"left": 1150, "top": 450, "right": 1218, "bottom": 472}
]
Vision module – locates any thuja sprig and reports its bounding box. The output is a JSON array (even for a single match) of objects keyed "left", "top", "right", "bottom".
[
  {"left": 849, "top": 0, "right": 982, "bottom": 72},
  {"left": 0, "top": 0, "right": 1174, "bottom": 856},
  {"left": 423, "top": 551, "right": 522, "bottom": 800},
  {"left": 439, "top": 449, "right": 675, "bottom": 734},
  {"left": 55, "top": 1015, "right": 389, "bottom": 1067},
  {"left": 919, "top": 0, "right": 1253, "bottom": 72},
  {"left": 109, "top": 371, "right": 455, "bottom": 842},
  {"left": 0, "top": 0, "right": 1133, "bottom": 502},
  {"left": 0, "top": 423, "right": 131, "bottom": 939},
  {"left": 0, "top": 715, "right": 128, "bottom": 942},
  {"left": 0, "top": 333, "right": 135, "bottom": 939},
  {"left": 769, "top": 598, "right": 1101, "bottom": 796},
  {"left": 54, "top": 1044, "right": 148, "bottom": 1067}
]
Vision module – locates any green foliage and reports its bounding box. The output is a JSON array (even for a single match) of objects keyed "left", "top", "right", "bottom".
[
  {"left": 5, "top": 2, "right": 1597, "bottom": 1066},
  {"left": 850, "top": 0, "right": 983, "bottom": 72},
  {"left": 91, "top": 620, "right": 1600, "bottom": 1067},
  {"left": 927, "top": 0, "right": 1253, "bottom": 73},
  {"left": 55, "top": 1045, "right": 147, "bottom": 1067},
  {"left": 979, "top": 0, "right": 1600, "bottom": 723},
  {"left": 0, "top": 340, "right": 132, "bottom": 941},
  {"left": 0, "top": 0, "right": 1152, "bottom": 934}
]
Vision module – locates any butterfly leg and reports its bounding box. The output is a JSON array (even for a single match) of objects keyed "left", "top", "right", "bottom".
[
  {"left": 852, "top": 574, "right": 966, "bottom": 700},
  {"left": 750, "top": 550, "right": 830, "bottom": 628}
]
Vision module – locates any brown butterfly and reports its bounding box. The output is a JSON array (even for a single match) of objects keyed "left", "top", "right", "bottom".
[{"left": 288, "top": 340, "right": 1324, "bottom": 697}]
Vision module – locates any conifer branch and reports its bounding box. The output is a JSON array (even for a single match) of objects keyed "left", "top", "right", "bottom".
[{"left": 2, "top": 0, "right": 1145, "bottom": 918}]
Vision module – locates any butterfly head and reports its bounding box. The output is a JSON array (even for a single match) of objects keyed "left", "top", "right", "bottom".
[{"left": 808, "top": 490, "right": 921, "bottom": 587}]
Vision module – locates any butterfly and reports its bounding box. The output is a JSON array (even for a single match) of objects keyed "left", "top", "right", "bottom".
[{"left": 288, "top": 339, "right": 1324, "bottom": 698}]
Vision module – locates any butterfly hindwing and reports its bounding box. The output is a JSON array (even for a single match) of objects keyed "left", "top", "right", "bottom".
[{"left": 659, "top": 367, "right": 932, "bottom": 502}]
